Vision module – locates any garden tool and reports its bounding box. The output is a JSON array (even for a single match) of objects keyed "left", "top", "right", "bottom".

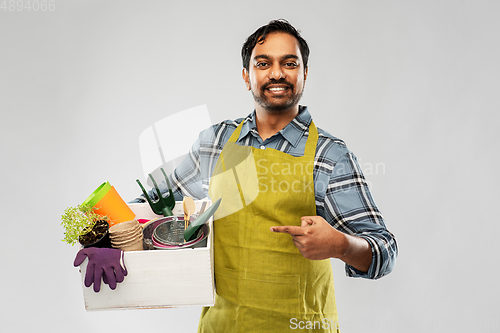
[
  {"left": 183, "top": 196, "right": 195, "bottom": 230},
  {"left": 184, "top": 198, "right": 222, "bottom": 241},
  {"left": 136, "top": 168, "right": 175, "bottom": 216}
]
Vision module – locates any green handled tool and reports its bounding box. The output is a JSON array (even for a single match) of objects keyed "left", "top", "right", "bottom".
[
  {"left": 136, "top": 168, "right": 175, "bottom": 217},
  {"left": 184, "top": 198, "right": 222, "bottom": 241}
]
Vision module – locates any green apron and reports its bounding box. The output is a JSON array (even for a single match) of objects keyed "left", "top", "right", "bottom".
[{"left": 199, "top": 120, "right": 339, "bottom": 332}]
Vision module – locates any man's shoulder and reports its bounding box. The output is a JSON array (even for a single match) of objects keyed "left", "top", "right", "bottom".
[
  {"left": 315, "top": 125, "right": 351, "bottom": 162},
  {"left": 302, "top": 107, "right": 349, "bottom": 157},
  {"left": 218, "top": 117, "right": 245, "bottom": 127},
  {"left": 197, "top": 117, "right": 246, "bottom": 144},
  {"left": 316, "top": 126, "right": 345, "bottom": 145},
  {"left": 316, "top": 125, "right": 348, "bottom": 149},
  {"left": 204, "top": 117, "right": 245, "bottom": 132}
]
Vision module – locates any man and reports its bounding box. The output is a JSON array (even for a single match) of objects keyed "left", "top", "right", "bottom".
[
  {"left": 77, "top": 19, "right": 397, "bottom": 333},
  {"left": 162, "top": 19, "right": 396, "bottom": 332}
]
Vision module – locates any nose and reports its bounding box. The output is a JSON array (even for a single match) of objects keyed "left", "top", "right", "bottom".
[{"left": 269, "top": 64, "right": 284, "bottom": 80}]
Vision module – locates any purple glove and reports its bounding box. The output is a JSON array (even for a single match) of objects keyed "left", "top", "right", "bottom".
[{"left": 73, "top": 247, "right": 127, "bottom": 292}]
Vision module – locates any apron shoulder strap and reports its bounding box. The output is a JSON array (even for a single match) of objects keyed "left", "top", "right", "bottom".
[
  {"left": 227, "top": 120, "right": 245, "bottom": 143},
  {"left": 304, "top": 121, "right": 318, "bottom": 158}
]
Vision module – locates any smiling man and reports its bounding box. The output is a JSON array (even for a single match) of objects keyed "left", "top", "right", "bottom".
[
  {"left": 191, "top": 20, "right": 397, "bottom": 332},
  {"left": 130, "top": 19, "right": 398, "bottom": 333}
]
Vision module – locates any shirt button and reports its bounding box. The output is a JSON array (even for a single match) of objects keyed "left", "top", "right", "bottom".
[{"left": 260, "top": 145, "right": 265, "bottom": 150}]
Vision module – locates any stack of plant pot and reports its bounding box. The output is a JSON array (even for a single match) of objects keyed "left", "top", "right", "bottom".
[{"left": 109, "top": 220, "right": 144, "bottom": 251}]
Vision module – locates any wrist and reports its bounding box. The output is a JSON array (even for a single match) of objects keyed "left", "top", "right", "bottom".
[
  {"left": 328, "top": 228, "right": 349, "bottom": 260},
  {"left": 339, "top": 234, "right": 372, "bottom": 273},
  {"left": 337, "top": 233, "right": 350, "bottom": 260}
]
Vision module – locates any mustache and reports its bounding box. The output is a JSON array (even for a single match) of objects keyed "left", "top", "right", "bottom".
[{"left": 261, "top": 78, "right": 294, "bottom": 91}]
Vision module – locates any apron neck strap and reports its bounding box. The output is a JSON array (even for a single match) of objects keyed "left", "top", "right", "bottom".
[
  {"left": 227, "top": 121, "right": 244, "bottom": 143},
  {"left": 304, "top": 121, "right": 318, "bottom": 157},
  {"left": 227, "top": 118, "right": 318, "bottom": 158}
]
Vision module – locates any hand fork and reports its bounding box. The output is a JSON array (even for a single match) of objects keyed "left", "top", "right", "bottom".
[{"left": 136, "top": 168, "right": 175, "bottom": 216}]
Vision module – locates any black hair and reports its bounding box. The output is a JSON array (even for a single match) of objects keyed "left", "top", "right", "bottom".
[{"left": 241, "top": 19, "right": 310, "bottom": 71}]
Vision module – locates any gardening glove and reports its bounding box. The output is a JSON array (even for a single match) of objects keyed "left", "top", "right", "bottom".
[{"left": 73, "top": 247, "right": 127, "bottom": 292}]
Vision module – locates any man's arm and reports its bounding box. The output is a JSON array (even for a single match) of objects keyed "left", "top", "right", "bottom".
[
  {"left": 324, "top": 152, "right": 398, "bottom": 279},
  {"left": 272, "top": 151, "right": 397, "bottom": 279},
  {"left": 271, "top": 216, "right": 372, "bottom": 272}
]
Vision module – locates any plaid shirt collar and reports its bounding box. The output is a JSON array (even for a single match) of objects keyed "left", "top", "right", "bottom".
[{"left": 236, "top": 105, "right": 312, "bottom": 148}]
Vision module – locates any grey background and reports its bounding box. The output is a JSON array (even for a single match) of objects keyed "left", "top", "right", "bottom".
[{"left": 1, "top": 0, "right": 499, "bottom": 332}]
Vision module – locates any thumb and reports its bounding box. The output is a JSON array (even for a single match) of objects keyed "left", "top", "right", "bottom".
[{"left": 73, "top": 249, "right": 88, "bottom": 267}]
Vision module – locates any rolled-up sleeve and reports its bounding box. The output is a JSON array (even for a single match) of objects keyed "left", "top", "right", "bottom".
[{"left": 323, "top": 152, "right": 398, "bottom": 279}]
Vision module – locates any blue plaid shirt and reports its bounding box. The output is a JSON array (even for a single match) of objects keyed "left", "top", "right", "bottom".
[{"left": 134, "top": 106, "right": 397, "bottom": 279}]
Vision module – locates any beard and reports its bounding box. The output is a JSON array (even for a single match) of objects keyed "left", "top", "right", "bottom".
[{"left": 250, "top": 78, "right": 305, "bottom": 113}]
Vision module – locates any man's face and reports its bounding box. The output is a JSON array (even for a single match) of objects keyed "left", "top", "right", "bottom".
[{"left": 243, "top": 32, "right": 308, "bottom": 113}]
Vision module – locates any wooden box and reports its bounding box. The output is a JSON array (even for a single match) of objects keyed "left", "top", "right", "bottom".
[{"left": 79, "top": 200, "right": 215, "bottom": 310}]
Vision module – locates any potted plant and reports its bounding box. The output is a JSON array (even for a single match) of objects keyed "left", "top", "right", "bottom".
[{"left": 61, "top": 203, "right": 111, "bottom": 248}]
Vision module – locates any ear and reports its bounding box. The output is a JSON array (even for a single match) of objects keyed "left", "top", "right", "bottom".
[
  {"left": 242, "top": 68, "right": 251, "bottom": 90},
  {"left": 304, "top": 66, "right": 308, "bottom": 82}
]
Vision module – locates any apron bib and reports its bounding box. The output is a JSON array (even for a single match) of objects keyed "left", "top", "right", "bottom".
[{"left": 199, "top": 120, "right": 339, "bottom": 332}]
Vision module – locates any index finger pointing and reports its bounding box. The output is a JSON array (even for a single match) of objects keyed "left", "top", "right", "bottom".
[{"left": 270, "top": 226, "right": 304, "bottom": 236}]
